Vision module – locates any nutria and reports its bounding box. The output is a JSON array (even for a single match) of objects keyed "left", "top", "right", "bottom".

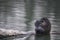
[{"left": 35, "top": 17, "right": 51, "bottom": 35}]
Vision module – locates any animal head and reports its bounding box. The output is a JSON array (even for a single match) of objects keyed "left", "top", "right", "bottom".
[{"left": 35, "top": 17, "right": 51, "bottom": 33}]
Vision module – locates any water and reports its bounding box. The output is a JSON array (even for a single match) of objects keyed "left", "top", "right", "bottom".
[{"left": 0, "top": 0, "right": 60, "bottom": 40}]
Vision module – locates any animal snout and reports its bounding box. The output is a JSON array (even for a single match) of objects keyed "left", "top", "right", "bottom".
[{"left": 35, "top": 26, "right": 45, "bottom": 32}]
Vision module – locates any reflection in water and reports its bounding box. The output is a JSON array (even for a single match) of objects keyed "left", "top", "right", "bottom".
[
  {"left": 51, "top": 34, "right": 60, "bottom": 40},
  {"left": 24, "top": 0, "right": 35, "bottom": 31},
  {"left": 35, "top": 35, "right": 50, "bottom": 40},
  {"left": 50, "top": 13, "right": 60, "bottom": 40},
  {"left": 0, "top": 0, "right": 60, "bottom": 40},
  {"left": 0, "top": 0, "right": 26, "bottom": 31}
]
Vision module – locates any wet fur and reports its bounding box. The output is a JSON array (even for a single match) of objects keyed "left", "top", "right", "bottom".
[{"left": 35, "top": 17, "right": 51, "bottom": 34}]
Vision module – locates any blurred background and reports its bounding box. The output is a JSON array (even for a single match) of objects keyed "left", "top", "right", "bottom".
[{"left": 0, "top": 0, "right": 60, "bottom": 40}]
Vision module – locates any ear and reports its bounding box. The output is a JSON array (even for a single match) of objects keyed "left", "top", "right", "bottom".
[{"left": 35, "top": 20, "right": 40, "bottom": 27}]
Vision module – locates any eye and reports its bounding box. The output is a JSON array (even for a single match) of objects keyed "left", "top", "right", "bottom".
[
  {"left": 41, "top": 20, "right": 43, "bottom": 22},
  {"left": 42, "top": 21, "right": 43, "bottom": 22},
  {"left": 39, "top": 21, "right": 43, "bottom": 24}
]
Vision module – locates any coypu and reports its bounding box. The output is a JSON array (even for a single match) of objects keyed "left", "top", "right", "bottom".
[
  {"left": 35, "top": 17, "right": 51, "bottom": 35},
  {"left": 0, "top": 17, "right": 51, "bottom": 37}
]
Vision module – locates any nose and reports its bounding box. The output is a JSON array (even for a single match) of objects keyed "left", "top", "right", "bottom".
[
  {"left": 35, "top": 26, "right": 45, "bottom": 34},
  {"left": 35, "top": 26, "right": 45, "bottom": 31}
]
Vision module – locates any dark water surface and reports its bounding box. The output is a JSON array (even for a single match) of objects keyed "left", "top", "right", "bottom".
[{"left": 0, "top": 0, "right": 60, "bottom": 40}]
